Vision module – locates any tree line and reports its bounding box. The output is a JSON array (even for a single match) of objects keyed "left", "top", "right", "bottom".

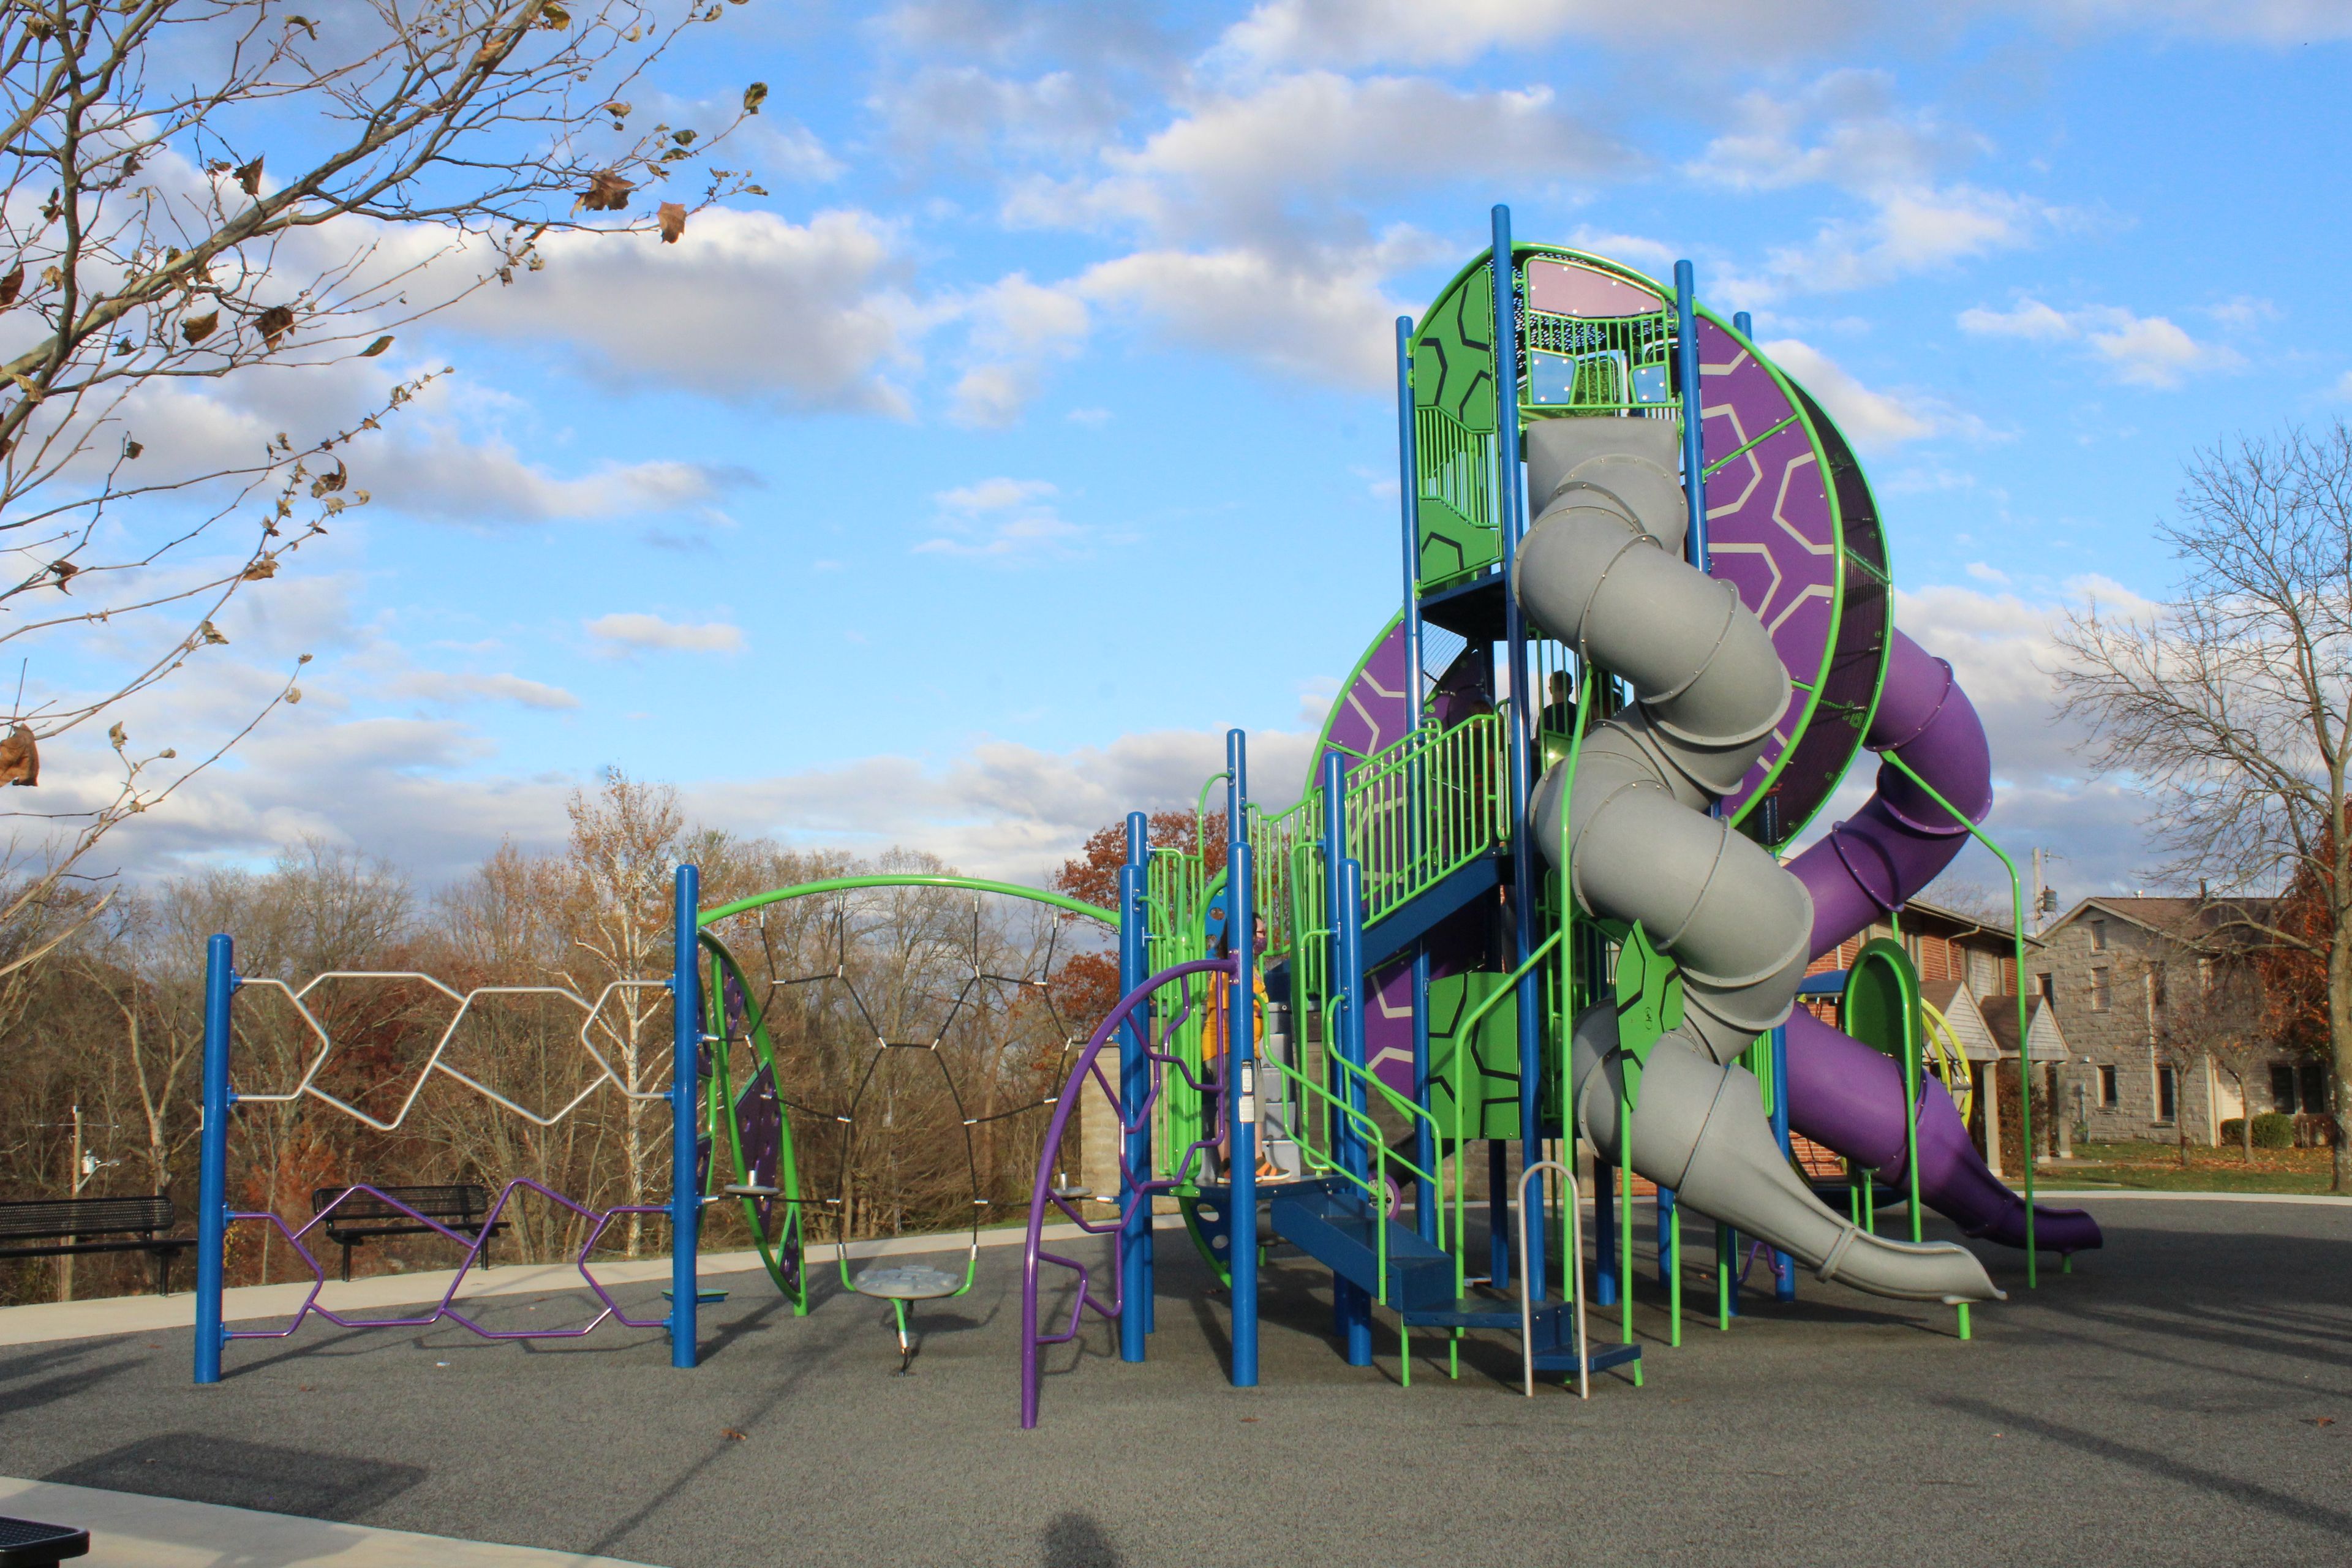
[{"left": 0, "top": 771, "right": 1106, "bottom": 1305}]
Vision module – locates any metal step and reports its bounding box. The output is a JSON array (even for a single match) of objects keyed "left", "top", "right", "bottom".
[
  {"left": 1401, "top": 1296, "right": 1572, "bottom": 1335},
  {"left": 1529, "top": 1340, "right": 1642, "bottom": 1377},
  {"left": 1268, "top": 1179, "right": 1453, "bottom": 1311}
]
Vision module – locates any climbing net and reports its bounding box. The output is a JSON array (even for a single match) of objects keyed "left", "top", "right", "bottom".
[
  {"left": 210, "top": 966, "right": 687, "bottom": 1346},
  {"left": 702, "top": 888, "right": 1099, "bottom": 1292}
]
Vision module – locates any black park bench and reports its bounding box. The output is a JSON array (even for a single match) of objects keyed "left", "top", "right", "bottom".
[
  {"left": 0, "top": 1196, "right": 192, "bottom": 1297},
  {"left": 0, "top": 1513, "right": 88, "bottom": 1567},
  {"left": 311, "top": 1184, "right": 504, "bottom": 1283}
]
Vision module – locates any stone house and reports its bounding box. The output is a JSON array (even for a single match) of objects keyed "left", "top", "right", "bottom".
[{"left": 2032, "top": 895, "right": 2317, "bottom": 1147}]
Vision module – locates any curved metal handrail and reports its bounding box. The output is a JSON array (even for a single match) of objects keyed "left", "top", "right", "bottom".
[{"left": 1518, "top": 1158, "right": 1589, "bottom": 1401}]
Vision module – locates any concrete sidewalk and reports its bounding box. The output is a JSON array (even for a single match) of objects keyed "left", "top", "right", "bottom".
[
  {"left": 0, "top": 1214, "right": 1175, "bottom": 1348},
  {"left": 0, "top": 1477, "right": 660, "bottom": 1567}
]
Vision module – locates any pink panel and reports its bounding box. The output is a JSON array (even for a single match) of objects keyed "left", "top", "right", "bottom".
[{"left": 1524, "top": 258, "right": 1664, "bottom": 319}]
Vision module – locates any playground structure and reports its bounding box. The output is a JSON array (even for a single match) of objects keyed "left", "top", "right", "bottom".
[{"left": 183, "top": 208, "right": 2104, "bottom": 1419}]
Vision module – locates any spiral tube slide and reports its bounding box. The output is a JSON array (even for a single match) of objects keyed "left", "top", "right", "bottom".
[
  {"left": 1784, "top": 634, "right": 2102, "bottom": 1255},
  {"left": 1515, "top": 418, "right": 2001, "bottom": 1305}
]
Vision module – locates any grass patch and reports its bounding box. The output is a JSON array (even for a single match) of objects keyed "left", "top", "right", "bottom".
[{"left": 2040, "top": 1139, "right": 2340, "bottom": 1195}]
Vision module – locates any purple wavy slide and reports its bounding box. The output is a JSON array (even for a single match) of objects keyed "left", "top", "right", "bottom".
[{"left": 1782, "top": 630, "right": 2102, "bottom": 1256}]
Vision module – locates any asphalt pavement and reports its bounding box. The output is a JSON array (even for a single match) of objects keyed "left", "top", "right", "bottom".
[{"left": 3, "top": 1194, "right": 2346, "bottom": 1568}]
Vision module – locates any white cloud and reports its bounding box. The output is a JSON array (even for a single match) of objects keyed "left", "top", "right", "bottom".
[
  {"left": 369, "top": 424, "right": 740, "bottom": 524},
  {"left": 1760, "top": 337, "right": 1968, "bottom": 450},
  {"left": 584, "top": 613, "right": 747, "bottom": 655},
  {"left": 1687, "top": 70, "right": 1989, "bottom": 196},
  {"left": 1217, "top": 0, "right": 1876, "bottom": 67},
  {"left": 1956, "top": 298, "right": 2075, "bottom": 341},
  {"left": 386, "top": 671, "right": 581, "bottom": 710},
  {"left": 692, "top": 723, "right": 1317, "bottom": 883},
  {"left": 2334, "top": 369, "right": 2352, "bottom": 401},
  {"left": 1017, "top": 72, "right": 1633, "bottom": 248},
  {"left": 1756, "top": 184, "right": 2063, "bottom": 299},
  {"left": 2038, "top": 0, "right": 2352, "bottom": 43},
  {"left": 1076, "top": 234, "right": 1426, "bottom": 389},
  {"left": 1218, "top": 0, "right": 2352, "bottom": 68},
  {"left": 443, "top": 209, "right": 920, "bottom": 413},
  {"left": 916, "top": 477, "right": 1087, "bottom": 559},
  {"left": 1956, "top": 297, "right": 2244, "bottom": 389},
  {"left": 948, "top": 273, "right": 1092, "bottom": 428},
  {"left": 1966, "top": 561, "right": 2010, "bottom": 586},
  {"left": 878, "top": 66, "right": 1128, "bottom": 162}
]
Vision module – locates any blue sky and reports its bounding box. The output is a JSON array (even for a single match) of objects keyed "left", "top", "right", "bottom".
[{"left": 64, "top": 0, "right": 2352, "bottom": 907}]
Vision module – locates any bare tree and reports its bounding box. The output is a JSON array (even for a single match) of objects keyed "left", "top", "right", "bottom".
[
  {"left": 2055, "top": 419, "right": 2352, "bottom": 1191},
  {"left": 0, "top": 0, "right": 766, "bottom": 962},
  {"left": 2147, "top": 948, "right": 2271, "bottom": 1163}
]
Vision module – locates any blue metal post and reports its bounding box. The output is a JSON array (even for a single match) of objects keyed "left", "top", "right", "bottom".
[
  {"left": 1395, "top": 314, "right": 1425, "bottom": 729},
  {"left": 1593, "top": 1156, "right": 1618, "bottom": 1305},
  {"left": 670, "top": 864, "right": 701, "bottom": 1369},
  {"left": 1488, "top": 1138, "right": 1510, "bottom": 1287},
  {"left": 1674, "top": 259, "right": 1708, "bottom": 572},
  {"left": 1410, "top": 948, "right": 1434, "bottom": 1244},
  {"left": 1225, "top": 730, "right": 1259, "bottom": 1388},
  {"left": 1492, "top": 203, "right": 1546, "bottom": 1306},
  {"left": 1770, "top": 1022, "right": 1796, "bottom": 1301},
  {"left": 1657, "top": 1186, "right": 1676, "bottom": 1281},
  {"left": 1119, "top": 812, "right": 1152, "bottom": 1360},
  {"left": 193, "top": 934, "right": 235, "bottom": 1385},
  {"left": 1338, "top": 857, "right": 1374, "bottom": 1366}
]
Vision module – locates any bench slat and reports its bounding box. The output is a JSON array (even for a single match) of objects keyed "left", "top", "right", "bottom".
[
  {"left": 311, "top": 1183, "right": 493, "bottom": 1223},
  {"left": 0, "top": 1196, "right": 174, "bottom": 1241}
]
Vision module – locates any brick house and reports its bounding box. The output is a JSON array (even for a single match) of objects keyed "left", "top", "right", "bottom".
[
  {"left": 1803, "top": 896, "right": 2050, "bottom": 1171},
  {"left": 2031, "top": 895, "right": 2322, "bottom": 1147}
]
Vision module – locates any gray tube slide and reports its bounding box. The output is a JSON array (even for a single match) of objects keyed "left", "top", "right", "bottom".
[{"left": 1516, "top": 419, "right": 1999, "bottom": 1305}]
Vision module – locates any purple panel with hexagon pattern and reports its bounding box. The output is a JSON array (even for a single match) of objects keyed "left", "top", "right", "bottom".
[{"left": 1695, "top": 317, "right": 1838, "bottom": 820}]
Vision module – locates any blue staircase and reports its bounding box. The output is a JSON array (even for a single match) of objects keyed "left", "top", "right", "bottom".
[
  {"left": 1268, "top": 1178, "right": 1454, "bottom": 1310},
  {"left": 1261, "top": 1177, "right": 1642, "bottom": 1381}
]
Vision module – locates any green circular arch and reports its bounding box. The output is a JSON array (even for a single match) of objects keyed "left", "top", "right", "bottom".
[{"left": 699, "top": 874, "right": 1115, "bottom": 929}]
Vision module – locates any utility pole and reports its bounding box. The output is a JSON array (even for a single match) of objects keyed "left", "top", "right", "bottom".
[{"left": 2031, "top": 848, "right": 2060, "bottom": 935}]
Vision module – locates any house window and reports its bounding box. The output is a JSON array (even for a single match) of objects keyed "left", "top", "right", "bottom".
[
  {"left": 2157, "top": 1065, "right": 2178, "bottom": 1123},
  {"left": 2034, "top": 972, "right": 2055, "bottom": 1005},
  {"left": 2302, "top": 1061, "right": 2331, "bottom": 1112},
  {"left": 2090, "top": 969, "right": 2111, "bottom": 1012},
  {"left": 2272, "top": 1063, "right": 2300, "bottom": 1112},
  {"left": 2099, "top": 1065, "right": 2119, "bottom": 1107},
  {"left": 2149, "top": 963, "right": 2166, "bottom": 1009},
  {"left": 2090, "top": 919, "right": 2108, "bottom": 951}
]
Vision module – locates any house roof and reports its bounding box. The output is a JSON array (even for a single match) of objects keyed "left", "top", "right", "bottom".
[
  {"left": 2048, "top": 895, "right": 2281, "bottom": 952},
  {"left": 1982, "top": 993, "right": 2068, "bottom": 1061},
  {"left": 1892, "top": 894, "right": 2044, "bottom": 948}
]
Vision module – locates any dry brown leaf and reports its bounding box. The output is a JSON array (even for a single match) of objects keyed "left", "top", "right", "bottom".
[
  {"left": 0, "top": 263, "right": 20, "bottom": 309},
  {"left": 181, "top": 310, "right": 219, "bottom": 344},
  {"left": 721, "top": 1428, "right": 747, "bottom": 1441},
  {"left": 198, "top": 620, "right": 228, "bottom": 646},
  {"left": 742, "top": 81, "right": 767, "bottom": 115},
  {"left": 538, "top": 1, "right": 570, "bottom": 26},
  {"left": 284, "top": 685, "right": 302, "bottom": 705},
  {"left": 256, "top": 304, "right": 295, "bottom": 348},
  {"left": 310, "top": 458, "right": 347, "bottom": 497},
  {"left": 0, "top": 724, "right": 39, "bottom": 787},
  {"left": 580, "top": 170, "right": 634, "bottom": 211},
  {"left": 657, "top": 202, "right": 687, "bottom": 243},
  {"left": 359, "top": 334, "right": 394, "bottom": 358},
  {"left": 124, "top": 439, "right": 143, "bottom": 459},
  {"left": 235, "top": 156, "right": 264, "bottom": 196},
  {"left": 241, "top": 557, "right": 277, "bottom": 581},
  {"left": 48, "top": 560, "right": 76, "bottom": 592}
]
